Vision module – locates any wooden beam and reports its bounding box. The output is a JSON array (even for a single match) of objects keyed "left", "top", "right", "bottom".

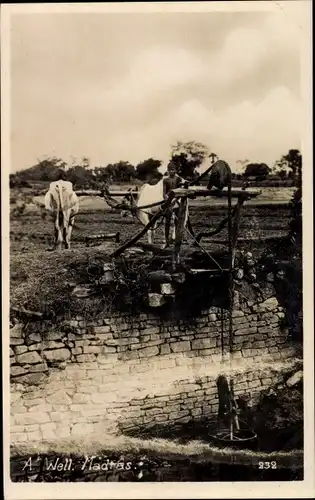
[
  {"left": 11, "top": 307, "right": 43, "bottom": 318},
  {"left": 171, "top": 188, "right": 262, "bottom": 199},
  {"left": 85, "top": 232, "right": 120, "bottom": 243},
  {"left": 76, "top": 190, "right": 138, "bottom": 198},
  {"left": 76, "top": 187, "right": 262, "bottom": 200},
  {"left": 109, "top": 199, "right": 171, "bottom": 259}
]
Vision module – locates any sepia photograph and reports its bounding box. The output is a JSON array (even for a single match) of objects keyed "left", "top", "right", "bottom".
[{"left": 1, "top": 1, "right": 313, "bottom": 498}]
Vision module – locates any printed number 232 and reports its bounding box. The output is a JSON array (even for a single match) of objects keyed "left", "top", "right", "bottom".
[{"left": 259, "top": 461, "right": 277, "bottom": 469}]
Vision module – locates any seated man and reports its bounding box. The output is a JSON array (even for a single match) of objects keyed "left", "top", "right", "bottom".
[{"left": 162, "top": 161, "right": 186, "bottom": 246}]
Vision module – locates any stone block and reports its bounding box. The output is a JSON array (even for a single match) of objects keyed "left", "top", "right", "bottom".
[
  {"left": 10, "top": 425, "right": 25, "bottom": 433},
  {"left": 73, "top": 393, "right": 91, "bottom": 404},
  {"left": 14, "top": 412, "right": 50, "bottom": 425},
  {"left": 147, "top": 293, "right": 166, "bottom": 308},
  {"left": 11, "top": 366, "right": 27, "bottom": 377},
  {"left": 27, "top": 430, "right": 42, "bottom": 441},
  {"left": 233, "top": 316, "right": 248, "bottom": 326},
  {"left": 97, "top": 354, "right": 118, "bottom": 364},
  {"left": 286, "top": 370, "right": 303, "bottom": 387},
  {"left": 11, "top": 403, "right": 27, "bottom": 414},
  {"left": 28, "top": 343, "right": 43, "bottom": 351},
  {"left": 170, "top": 341, "right": 191, "bottom": 353},
  {"left": 10, "top": 338, "right": 24, "bottom": 346},
  {"left": 93, "top": 325, "right": 111, "bottom": 335},
  {"left": 44, "top": 348, "right": 71, "bottom": 362},
  {"left": 43, "top": 341, "right": 65, "bottom": 350},
  {"left": 46, "top": 390, "right": 72, "bottom": 405},
  {"left": 82, "top": 345, "right": 102, "bottom": 354},
  {"left": 26, "top": 333, "right": 42, "bottom": 344},
  {"left": 138, "top": 346, "right": 159, "bottom": 358},
  {"left": 232, "top": 310, "right": 245, "bottom": 318},
  {"left": 14, "top": 346, "right": 28, "bottom": 355},
  {"left": 71, "top": 347, "right": 82, "bottom": 355},
  {"left": 30, "top": 404, "right": 53, "bottom": 413},
  {"left": 102, "top": 346, "right": 117, "bottom": 354},
  {"left": 71, "top": 422, "right": 95, "bottom": 436},
  {"left": 24, "top": 398, "right": 43, "bottom": 407},
  {"left": 52, "top": 405, "right": 69, "bottom": 414},
  {"left": 10, "top": 324, "right": 24, "bottom": 338},
  {"left": 270, "top": 316, "right": 280, "bottom": 324},
  {"left": 234, "top": 327, "right": 257, "bottom": 336},
  {"left": 159, "top": 344, "right": 171, "bottom": 355},
  {"left": 252, "top": 341, "right": 266, "bottom": 349},
  {"left": 253, "top": 297, "right": 279, "bottom": 312},
  {"left": 11, "top": 433, "right": 27, "bottom": 443},
  {"left": 13, "top": 372, "right": 47, "bottom": 386},
  {"left": 48, "top": 332, "right": 64, "bottom": 341},
  {"left": 49, "top": 412, "right": 63, "bottom": 422},
  {"left": 41, "top": 422, "right": 57, "bottom": 440},
  {"left": 76, "top": 353, "right": 96, "bottom": 363},
  {"left": 191, "top": 338, "right": 216, "bottom": 350},
  {"left": 242, "top": 348, "right": 261, "bottom": 357},
  {"left": 191, "top": 408, "right": 202, "bottom": 417},
  {"left": 142, "top": 327, "right": 160, "bottom": 336},
  {"left": 28, "top": 362, "right": 48, "bottom": 373},
  {"left": 268, "top": 346, "right": 280, "bottom": 353},
  {"left": 160, "top": 283, "right": 176, "bottom": 295}
]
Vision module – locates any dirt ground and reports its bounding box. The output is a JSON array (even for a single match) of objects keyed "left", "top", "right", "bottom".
[{"left": 10, "top": 186, "right": 292, "bottom": 258}]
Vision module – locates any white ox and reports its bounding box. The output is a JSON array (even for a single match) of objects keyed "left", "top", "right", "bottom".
[
  {"left": 44, "top": 180, "right": 79, "bottom": 250},
  {"left": 122, "top": 179, "right": 189, "bottom": 247}
]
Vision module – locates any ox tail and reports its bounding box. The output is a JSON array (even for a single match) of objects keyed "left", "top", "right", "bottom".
[{"left": 55, "top": 181, "right": 66, "bottom": 228}]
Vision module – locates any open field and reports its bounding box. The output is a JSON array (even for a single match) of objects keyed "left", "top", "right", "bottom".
[{"left": 10, "top": 186, "right": 293, "bottom": 256}]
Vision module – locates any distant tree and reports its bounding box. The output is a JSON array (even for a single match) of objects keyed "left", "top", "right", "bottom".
[
  {"left": 278, "top": 169, "right": 287, "bottom": 179},
  {"left": 67, "top": 165, "right": 95, "bottom": 188},
  {"left": 112, "top": 161, "right": 136, "bottom": 182},
  {"left": 80, "top": 156, "right": 90, "bottom": 169},
  {"left": 136, "top": 158, "right": 162, "bottom": 182},
  {"left": 94, "top": 166, "right": 112, "bottom": 184},
  {"left": 279, "top": 149, "right": 302, "bottom": 186},
  {"left": 244, "top": 163, "right": 271, "bottom": 181},
  {"left": 10, "top": 157, "right": 67, "bottom": 184},
  {"left": 236, "top": 159, "right": 250, "bottom": 174},
  {"left": 170, "top": 140, "right": 209, "bottom": 179}
]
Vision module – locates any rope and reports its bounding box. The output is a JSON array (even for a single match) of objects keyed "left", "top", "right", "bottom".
[{"left": 173, "top": 212, "right": 224, "bottom": 272}]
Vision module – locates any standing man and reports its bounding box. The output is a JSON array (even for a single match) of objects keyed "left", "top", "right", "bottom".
[{"left": 162, "top": 161, "right": 186, "bottom": 247}]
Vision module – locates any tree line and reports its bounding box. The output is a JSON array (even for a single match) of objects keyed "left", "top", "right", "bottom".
[{"left": 10, "top": 141, "right": 302, "bottom": 189}]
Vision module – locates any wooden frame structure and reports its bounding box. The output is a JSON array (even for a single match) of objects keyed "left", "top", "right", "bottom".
[{"left": 101, "top": 186, "right": 261, "bottom": 270}]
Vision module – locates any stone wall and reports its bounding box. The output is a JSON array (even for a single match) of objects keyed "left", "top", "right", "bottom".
[{"left": 10, "top": 294, "right": 299, "bottom": 443}]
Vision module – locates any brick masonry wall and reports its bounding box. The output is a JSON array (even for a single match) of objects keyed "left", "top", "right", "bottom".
[{"left": 10, "top": 295, "right": 299, "bottom": 443}]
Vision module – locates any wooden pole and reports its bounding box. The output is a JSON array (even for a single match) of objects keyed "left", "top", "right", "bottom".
[
  {"left": 173, "top": 197, "right": 188, "bottom": 270},
  {"left": 170, "top": 188, "right": 261, "bottom": 199},
  {"left": 109, "top": 200, "right": 171, "bottom": 259},
  {"left": 231, "top": 198, "right": 245, "bottom": 267}
]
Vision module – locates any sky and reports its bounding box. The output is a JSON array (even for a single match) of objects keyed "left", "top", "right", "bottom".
[{"left": 10, "top": 8, "right": 302, "bottom": 173}]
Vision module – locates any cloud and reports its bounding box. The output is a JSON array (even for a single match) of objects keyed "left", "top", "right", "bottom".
[
  {"left": 10, "top": 10, "right": 302, "bottom": 172},
  {"left": 153, "top": 86, "right": 301, "bottom": 169}
]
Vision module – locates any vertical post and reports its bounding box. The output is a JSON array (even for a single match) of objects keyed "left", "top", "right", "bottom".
[
  {"left": 227, "top": 185, "right": 234, "bottom": 361},
  {"left": 173, "top": 196, "right": 188, "bottom": 270},
  {"left": 231, "top": 197, "right": 245, "bottom": 267}
]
